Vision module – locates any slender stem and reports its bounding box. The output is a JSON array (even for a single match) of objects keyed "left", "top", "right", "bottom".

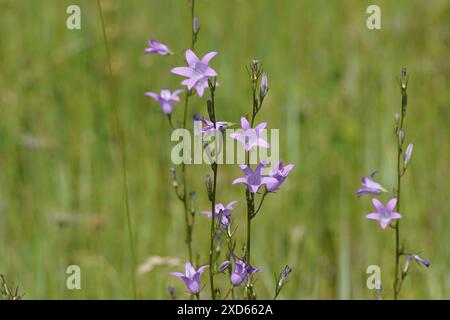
[
  {"left": 97, "top": 0, "right": 137, "bottom": 299},
  {"left": 208, "top": 83, "right": 218, "bottom": 299},
  {"left": 394, "top": 73, "right": 407, "bottom": 300},
  {"left": 180, "top": 0, "right": 198, "bottom": 264},
  {"left": 181, "top": 93, "right": 193, "bottom": 263}
]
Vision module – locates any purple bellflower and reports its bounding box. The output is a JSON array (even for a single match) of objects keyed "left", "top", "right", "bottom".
[
  {"left": 169, "top": 262, "right": 208, "bottom": 295},
  {"left": 366, "top": 198, "right": 402, "bottom": 229},
  {"left": 145, "top": 89, "right": 183, "bottom": 115},
  {"left": 195, "top": 115, "right": 228, "bottom": 135},
  {"left": 145, "top": 39, "right": 172, "bottom": 55},
  {"left": 229, "top": 117, "right": 270, "bottom": 151},
  {"left": 171, "top": 49, "right": 218, "bottom": 97},
  {"left": 201, "top": 200, "right": 238, "bottom": 228},
  {"left": 266, "top": 160, "right": 294, "bottom": 192},
  {"left": 219, "top": 256, "right": 260, "bottom": 286},
  {"left": 232, "top": 161, "right": 278, "bottom": 193},
  {"left": 356, "top": 171, "right": 387, "bottom": 197}
]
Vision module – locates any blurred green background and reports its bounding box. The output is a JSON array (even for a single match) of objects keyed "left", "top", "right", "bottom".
[{"left": 0, "top": 0, "right": 449, "bottom": 299}]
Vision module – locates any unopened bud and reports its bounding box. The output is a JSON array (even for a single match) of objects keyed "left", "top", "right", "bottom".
[
  {"left": 398, "top": 128, "right": 405, "bottom": 145},
  {"left": 278, "top": 265, "right": 292, "bottom": 288},
  {"left": 260, "top": 72, "right": 268, "bottom": 101},
  {"left": 193, "top": 16, "right": 199, "bottom": 34},
  {"left": 205, "top": 174, "right": 213, "bottom": 200},
  {"left": 394, "top": 112, "right": 400, "bottom": 124},
  {"left": 404, "top": 143, "right": 413, "bottom": 166},
  {"left": 170, "top": 167, "right": 178, "bottom": 187}
]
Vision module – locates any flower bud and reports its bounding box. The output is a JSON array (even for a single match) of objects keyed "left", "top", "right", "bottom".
[
  {"left": 205, "top": 174, "right": 213, "bottom": 200},
  {"left": 413, "top": 254, "right": 430, "bottom": 267},
  {"left": 398, "top": 128, "right": 405, "bottom": 145},
  {"left": 189, "top": 192, "right": 196, "bottom": 215},
  {"left": 193, "top": 16, "right": 199, "bottom": 34},
  {"left": 394, "top": 112, "right": 400, "bottom": 124},
  {"left": 170, "top": 167, "right": 178, "bottom": 187},
  {"left": 260, "top": 72, "right": 268, "bottom": 101},
  {"left": 278, "top": 265, "right": 292, "bottom": 287},
  {"left": 404, "top": 143, "right": 413, "bottom": 166},
  {"left": 219, "top": 260, "right": 231, "bottom": 272},
  {"left": 401, "top": 67, "right": 407, "bottom": 90}
]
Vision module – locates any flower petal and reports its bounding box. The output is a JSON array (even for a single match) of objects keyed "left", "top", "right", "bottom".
[
  {"left": 185, "top": 49, "right": 200, "bottom": 66},
  {"left": 171, "top": 66, "right": 195, "bottom": 78},
  {"left": 201, "top": 51, "right": 218, "bottom": 65},
  {"left": 371, "top": 198, "right": 384, "bottom": 213},
  {"left": 386, "top": 198, "right": 398, "bottom": 213},
  {"left": 241, "top": 117, "right": 250, "bottom": 130}
]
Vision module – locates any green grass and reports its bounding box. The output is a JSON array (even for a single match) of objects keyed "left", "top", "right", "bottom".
[{"left": 0, "top": 0, "right": 449, "bottom": 299}]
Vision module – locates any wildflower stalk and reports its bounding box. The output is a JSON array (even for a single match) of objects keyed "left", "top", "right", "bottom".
[
  {"left": 207, "top": 80, "right": 218, "bottom": 299},
  {"left": 97, "top": 0, "right": 137, "bottom": 299},
  {"left": 243, "top": 61, "right": 264, "bottom": 300},
  {"left": 179, "top": 0, "right": 199, "bottom": 264},
  {"left": 393, "top": 67, "right": 408, "bottom": 300}
]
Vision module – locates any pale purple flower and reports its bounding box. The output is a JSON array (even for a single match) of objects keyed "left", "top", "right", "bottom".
[
  {"left": 145, "top": 39, "right": 172, "bottom": 55},
  {"left": 169, "top": 262, "right": 208, "bottom": 295},
  {"left": 145, "top": 89, "right": 183, "bottom": 115},
  {"left": 413, "top": 254, "right": 430, "bottom": 267},
  {"left": 219, "top": 257, "right": 260, "bottom": 286},
  {"left": 171, "top": 49, "right": 218, "bottom": 97},
  {"left": 404, "top": 143, "right": 413, "bottom": 166},
  {"left": 201, "top": 200, "right": 238, "bottom": 228},
  {"left": 266, "top": 160, "right": 294, "bottom": 192},
  {"left": 366, "top": 198, "right": 402, "bottom": 229},
  {"left": 195, "top": 115, "right": 228, "bottom": 135},
  {"left": 232, "top": 161, "right": 278, "bottom": 193},
  {"left": 229, "top": 117, "right": 270, "bottom": 151},
  {"left": 356, "top": 171, "right": 387, "bottom": 197}
]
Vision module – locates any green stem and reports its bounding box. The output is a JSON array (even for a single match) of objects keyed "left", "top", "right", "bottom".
[
  {"left": 394, "top": 74, "right": 407, "bottom": 300},
  {"left": 97, "top": 0, "right": 137, "bottom": 299}
]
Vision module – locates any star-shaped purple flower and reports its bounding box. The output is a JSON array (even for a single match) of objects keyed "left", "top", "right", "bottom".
[
  {"left": 145, "top": 39, "right": 172, "bottom": 55},
  {"left": 229, "top": 117, "right": 270, "bottom": 152},
  {"left": 219, "top": 256, "right": 260, "bottom": 286},
  {"left": 201, "top": 200, "right": 238, "bottom": 228},
  {"left": 266, "top": 160, "right": 294, "bottom": 192},
  {"left": 366, "top": 198, "right": 402, "bottom": 229},
  {"left": 171, "top": 49, "right": 218, "bottom": 97},
  {"left": 356, "top": 171, "right": 387, "bottom": 197},
  {"left": 232, "top": 161, "right": 278, "bottom": 193},
  {"left": 145, "top": 89, "right": 183, "bottom": 115},
  {"left": 169, "top": 262, "right": 208, "bottom": 295}
]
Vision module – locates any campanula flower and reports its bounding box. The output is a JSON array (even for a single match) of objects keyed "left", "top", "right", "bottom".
[
  {"left": 145, "top": 39, "right": 172, "bottom": 55},
  {"left": 145, "top": 89, "right": 183, "bottom": 115},
  {"left": 356, "top": 171, "right": 387, "bottom": 197},
  {"left": 201, "top": 200, "right": 238, "bottom": 228},
  {"left": 195, "top": 115, "right": 228, "bottom": 135},
  {"left": 171, "top": 49, "right": 218, "bottom": 97},
  {"left": 169, "top": 262, "right": 208, "bottom": 295},
  {"left": 366, "top": 198, "right": 401, "bottom": 229},
  {"left": 232, "top": 161, "right": 278, "bottom": 193},
  {"left": 266, "top": 160, "right": 294, "bottom": 192},
  {"left": 229, "top": 117, "right": 270, "bottom": 151},
  {"left": 219, "top": 256, "right": 260, "bottom": 286}
]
